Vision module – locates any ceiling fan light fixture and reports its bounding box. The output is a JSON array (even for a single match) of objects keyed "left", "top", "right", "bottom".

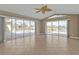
[{"left": 35, "top": 5, "right": 52, "bottom": 14}]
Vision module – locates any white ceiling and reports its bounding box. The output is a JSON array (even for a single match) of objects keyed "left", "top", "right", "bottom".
[{"left": 0, "top": 4, "right": 79, "bottom": 20}]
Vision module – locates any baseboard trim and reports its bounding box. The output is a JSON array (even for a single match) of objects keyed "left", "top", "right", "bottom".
[{"left": 70, "top": 36, "right": 79, "bottom": 39}]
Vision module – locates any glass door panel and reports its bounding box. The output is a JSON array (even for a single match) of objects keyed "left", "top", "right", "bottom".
[
  {"left": 52, "top": 21, "right": 58, "bottom": 35},
  {"left": 59, "top": 20, "right": 67, "bottom": 37},
  {"left": 24, "top": 20, "right": 30, "bottom": 36},
  {"left": 46, "top": 22, "right": 52, "bottom": 34},
  {"left": 15, "top": 19, "right": 23, "bottom": 39},
  {"left": 30, "top": 21, "right": 35, "bottom": 34},
  {"left": 5, "top": 18, "right": 12, "bottom": 41}
]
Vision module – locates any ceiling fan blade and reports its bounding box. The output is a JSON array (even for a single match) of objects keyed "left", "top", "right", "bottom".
[
  {"left": 36, "top": 10, "right": 40, "bottom": 13},
  {"left": 35, "top": 8, "right": 40, "bottom": 10},
  {"left": 48, "top": 9, "right": 52, "bottom": 11}
]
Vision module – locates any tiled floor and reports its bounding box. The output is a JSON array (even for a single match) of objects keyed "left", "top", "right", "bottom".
[{"left": 0, "top": 35, "right": 79, "bottom": 55}]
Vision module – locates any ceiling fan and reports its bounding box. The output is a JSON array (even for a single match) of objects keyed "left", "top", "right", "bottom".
[{"left": 35, "top": 5, "right": 52, "bottom": 14}]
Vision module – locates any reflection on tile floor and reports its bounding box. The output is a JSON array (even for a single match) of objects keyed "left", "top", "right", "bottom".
[{"left": 0, "top": 35, "right": 79, "bottom": 55}]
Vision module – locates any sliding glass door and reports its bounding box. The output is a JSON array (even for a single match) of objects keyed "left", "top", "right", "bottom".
[
  {"left": 46, "top": 20, "right": 68, "bottom": 37},
  {"left": 5, "top": 18, "right": 35, "bottom": 41}
]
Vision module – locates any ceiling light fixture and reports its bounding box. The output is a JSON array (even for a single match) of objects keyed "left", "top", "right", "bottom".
[{"left": 35, "top": 5, "right": 52, "bottom": 14}]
